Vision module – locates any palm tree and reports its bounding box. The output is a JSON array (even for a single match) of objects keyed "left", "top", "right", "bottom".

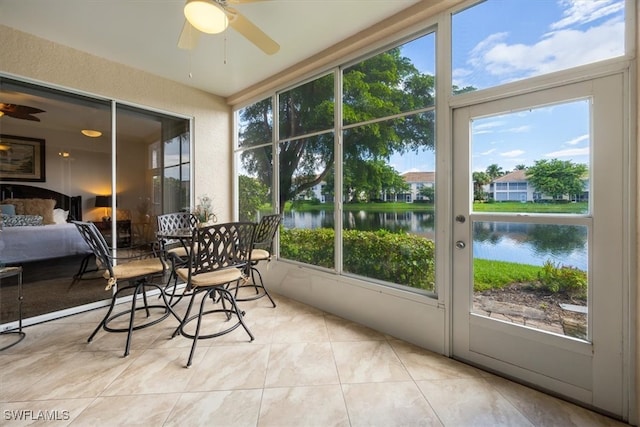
[
  {"left": 485, "top": 164, "right": 504, "bottom": 179},
  {"left": 472, "top": 171, "right": 491, "bottom": 201}
]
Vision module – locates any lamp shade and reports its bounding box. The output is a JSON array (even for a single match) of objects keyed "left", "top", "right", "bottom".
[
  {"left": 184, "top": 0, "right": 228, "bottom": 34},
  {"left": 94, "top": 195, "right": 111, "bottom": 208}
]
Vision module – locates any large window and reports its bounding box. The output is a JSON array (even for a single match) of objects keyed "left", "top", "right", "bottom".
[
  {"left": 452, "top": 0, "right": 625, "bottom": 93},
  {"left": 236, "top": 32, "right": 437, "bottom": 294},
  {"left": 0, "top": 77, "right": 191, "bottom": 323},
  {"left": 234, "top": 0, "right": 628, "bottom": 297},
  {"left": 237, "top": 97, "right": 273, "bottom": 223}
]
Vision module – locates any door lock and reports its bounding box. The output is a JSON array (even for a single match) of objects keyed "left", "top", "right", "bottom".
[
  {"left": 455, "top": 241, "right": 466, "bottom": 249},
  {"left": 455, "top": 215, "right": 466, "bottom": 223}
]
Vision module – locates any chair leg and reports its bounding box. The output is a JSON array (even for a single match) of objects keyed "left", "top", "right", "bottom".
[
  {"left": 124, "top": 282, "right": 143, "bottom": 357},
  {"left": 177, "top": 286, "right": 254, "bottom": 368},
  {"left": 91, "top": 280, "right": 181, "bottom": 358},
  {"left": 219, "top": 288, "right": 255, "bottom": 342},
  {"left": 250, "top": 265, "right": 277, "bottom": 308},
  {"left": 88, "top": 287, "right": 121, "bottom": 343},
  {"left": 231, "top": 262, "right": 276, "bottom": 308},
  {"left": 186, "top": 289, "right": 212, "bottom": 367},
  {"left": 73, "top": 253, "right": 98, "bottom": 283}
]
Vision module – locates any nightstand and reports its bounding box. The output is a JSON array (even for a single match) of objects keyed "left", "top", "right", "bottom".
[{"left": 92, "top": 220, "right": 132, "bottom": 247}]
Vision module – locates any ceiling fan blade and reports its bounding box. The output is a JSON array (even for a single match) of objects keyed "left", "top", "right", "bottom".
[
  {"left": 0, "top": 103, "right": 45, "bottom": 121},
  {"left": 178, "top": 19, "right": 201, "bottom": 50},
  {"left": 227, "top": 8, "right": 280, "bottom": 55}
]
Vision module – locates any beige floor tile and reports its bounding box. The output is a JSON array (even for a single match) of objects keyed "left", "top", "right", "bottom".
[
  {"left": 101, "top": 347, "right": 203, "bottom": 395},
  {"left": 416, "top": 377, "right": 534, "bottom": 426},
  {"left": 5, "top": 351, "right": 134, "bottom": 401},
  {"left": 0, "top": 352, "right": 61, "bottom": 401},
  {"left": 325, "top": 314, "right": 387, "bottom": 341},
  {"left": 259, "top": 385, "right": 350, "bottom": 427},
  {"left": 343, "top": 381, "right": 443, "bottom": 426},
  {"left": 487, "top": 375, "right": 629, "bottom": 426},
  {"left": 0, "top": 323, "right": 91, "bottom": 355},
  {"left": 332, "top": 341, "right": 411, "bottom": 383},
  {"left": 187, "top": 343, "right": 270, "bottom": 391},
  {"left": 1, "top": 293, "right": 630, "bottom": 426},
  {"left": 271, "top": 313, "right": 329, "bottom": 343},
  {"left": 389, "top": 339, "right": 486, "bottom": 380},
  {"left": 165, "top": 389, "right": 262, "bottom": 427},
  {"left": 265, "top": 342, "right": 339, "bottom": 387},
  {"left": 71, "top": 393, "right": 180, "bottom": 426}
]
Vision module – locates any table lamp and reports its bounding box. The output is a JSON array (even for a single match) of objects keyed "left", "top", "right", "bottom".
[{"left": 95, "top": 195, "right": 112, "bottom": 221}]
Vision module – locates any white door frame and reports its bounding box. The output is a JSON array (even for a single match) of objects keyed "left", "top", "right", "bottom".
[{"left": 451, "top": 72, "right": 631, "bottom": 418}]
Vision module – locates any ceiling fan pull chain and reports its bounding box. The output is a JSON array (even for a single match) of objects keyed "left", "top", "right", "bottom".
[{"left": 224, "top": 34, "right": 228, "bottom": 65}]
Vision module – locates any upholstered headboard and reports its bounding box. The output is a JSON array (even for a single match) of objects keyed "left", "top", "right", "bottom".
[{"left": 0, "top": 184, "right": 82, "bottom": 221}]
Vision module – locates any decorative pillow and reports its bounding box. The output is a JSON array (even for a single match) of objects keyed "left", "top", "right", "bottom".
[
  {"left": 1, "top": 214, "right": 43, "bottom": 227},
  {"left": 0, "top": 204, "right": 15, "bottom": 216},
  {"left": 3, "top": 198, "right": 56, "bottom": 225},
  {"left": 2, "top": 199, "right": 25, "bottom": 214},
  {"left": 53, "top": 208, "right": 69, "bottom": 224}
]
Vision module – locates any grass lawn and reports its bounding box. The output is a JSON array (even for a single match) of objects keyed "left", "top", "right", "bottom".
[
  {"left": 285, "top": 201, "right": 435, "bottom": 212},
  {"left": 473, "top": 201, "right": 588, "bottom": 214},
  {"left": 473, "top": 259, "right": 542, "bottom": 292},
  {"left": 284, "top": 201, "right": 586, "bottom": 214}
]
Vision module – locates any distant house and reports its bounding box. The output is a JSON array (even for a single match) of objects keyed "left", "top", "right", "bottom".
[
  {"left": 489, "top": 170, "right": 531, "bottom": 202},
  {"left": 295, "top": 179, "right": 331, "bottom": 203},
  {"left": 489, "top": 170, "right": 589, "bottom": 202},
  {"left": 397, "top": 171, "right": 436, "bottom": 203}
]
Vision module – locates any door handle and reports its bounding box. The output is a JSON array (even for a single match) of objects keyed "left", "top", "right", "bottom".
[
  {"left": 455, "top": 215, "right": 466, "bottom": 223},
  {"left": 455, "top": 241, "right": 466, "bottom": 249}
]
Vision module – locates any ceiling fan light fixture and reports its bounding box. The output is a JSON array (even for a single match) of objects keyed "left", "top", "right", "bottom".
[
  {"left": 81, "top": 129, "right": 102, "bottom": 138},
  {"left": 184, "top": 0, "right": 228, "bottom": 34}
]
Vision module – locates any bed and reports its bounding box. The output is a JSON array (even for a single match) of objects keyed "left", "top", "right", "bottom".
[{"left": 0, "top": 184, "right": 91, "bottom": 265}]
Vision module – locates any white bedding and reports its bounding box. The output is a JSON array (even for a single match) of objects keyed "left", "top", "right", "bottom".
[{"left": 0, "top": 223, "right": 91, "bottom": 264}]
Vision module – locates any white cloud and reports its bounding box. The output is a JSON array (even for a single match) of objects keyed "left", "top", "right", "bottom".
[
  {"left": 501, "top": 150, "right": 525, "bottom": 158},
  {"left": 565, "top": 134, "right": 589, "bottom": 145},
  {"left": 504, "top": 125, "right": 531, "bottom": 134},
  {"left": 473, "top": 120, "right": 505, "bottom": 134},
  {"left": 550, "top": 0, "right": 624, "bottom": 30},
  {"left": 480, "top": 148, "right": 497, "bottom": 156},
  {"left": 545, "top": 147, "right": 590, "bottom": 157},
  {"left": 481, "top": 20, "right": 623, "bottom": 80},
  {"left": 465, "top": 6, "right": 624, "bottom": 86}
]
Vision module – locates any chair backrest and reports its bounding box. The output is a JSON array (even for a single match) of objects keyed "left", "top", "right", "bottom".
[
  {"left": 73, "top": 221, "right": 114, "bottom": 277},
  {"left": 157, "top": 212, "right": 198, "bottom": 246},
  {"left": 188, "top": 222, "right": 256, "bottom": 277},
  {"left": 253, "top": 214, "right": 282, "bottom": 253}
]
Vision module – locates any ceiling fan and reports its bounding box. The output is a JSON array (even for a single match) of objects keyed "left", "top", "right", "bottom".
[
  {"left": 0, "top": 103, "right": 45, "bottom": 122},
  {"left": 178, "top": 0, "right": 280, "bottom": 55}
]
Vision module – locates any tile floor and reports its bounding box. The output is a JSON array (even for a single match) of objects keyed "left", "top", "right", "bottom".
[{"left": 0, "top": 289, "right": 631, "bottom": 426}]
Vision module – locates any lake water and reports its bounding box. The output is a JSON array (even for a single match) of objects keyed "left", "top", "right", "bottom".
[{"left": 283, "top": 210, "right": 588, "bottom": 270}]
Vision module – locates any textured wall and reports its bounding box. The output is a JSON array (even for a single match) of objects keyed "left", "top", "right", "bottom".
[{"left": 0, "top": 24, "right": 232, "bottom": 220}]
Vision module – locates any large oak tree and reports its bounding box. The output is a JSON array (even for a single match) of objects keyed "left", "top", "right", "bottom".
[{"left": 239, "top": 47, "right": 453, "bottom": 213}]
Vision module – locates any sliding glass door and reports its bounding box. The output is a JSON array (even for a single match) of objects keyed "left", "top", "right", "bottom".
[{"left": 0, "top": 76, "right": 190, "bottom": 326}]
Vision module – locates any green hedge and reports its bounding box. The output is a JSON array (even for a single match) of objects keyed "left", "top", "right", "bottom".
[{"left": 280, "top": 228, "right": 435, "bottom": 292}]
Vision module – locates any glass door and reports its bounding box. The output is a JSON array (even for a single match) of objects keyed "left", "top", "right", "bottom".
[{"left": 452, "top": 74, "right": 628, "bottom": 417}]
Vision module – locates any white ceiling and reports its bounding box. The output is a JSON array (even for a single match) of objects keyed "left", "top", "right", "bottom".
[{"left": 0, "top": 0, "right": 422, "bottom": 98}]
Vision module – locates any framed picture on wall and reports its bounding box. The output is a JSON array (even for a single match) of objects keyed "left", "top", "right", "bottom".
[{"left": 0, "top": 134, "right": 46, "bottom": 182}]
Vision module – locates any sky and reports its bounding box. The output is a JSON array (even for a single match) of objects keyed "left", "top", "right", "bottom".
[{"left": 391, "top": 0, "right": 625, "bottom": 175}]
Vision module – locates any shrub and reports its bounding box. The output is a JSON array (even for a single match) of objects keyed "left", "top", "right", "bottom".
[
  {"left": 280, "top": 228, "right": 334, "bottom": 267},
  {"left": 537, "top": 260, "right": 587, "bottom": 298},
  {"left": 280, "top": 228, "right": 435, "bottom": 292}
]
